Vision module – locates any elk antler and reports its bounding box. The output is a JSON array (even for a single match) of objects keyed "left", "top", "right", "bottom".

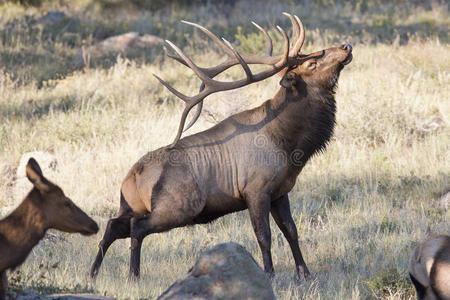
[
  {"left": 183, "top": 13, "right": 305, "bottom": 132},
  {"left": 153, "top": 13, "right": 305, "bottom": 148}
]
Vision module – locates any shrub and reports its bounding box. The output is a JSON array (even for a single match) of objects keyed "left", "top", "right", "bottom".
[{"left": 366, "top": 267, "right": 414, "bottom": 298}]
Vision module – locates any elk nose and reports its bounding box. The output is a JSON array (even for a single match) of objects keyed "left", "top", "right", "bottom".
[
  {"left": 90, "top": 221, "right": 99, "bottom": 233},
  {"left": 341, "top": 44, "right": 352, "bottom": 51}
]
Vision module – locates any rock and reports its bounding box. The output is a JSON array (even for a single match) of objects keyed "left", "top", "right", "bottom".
[
  {"left": 13, "top": 152, "right": 58, "bottom": 206},
  {"left": 37, "top": 11, "right": 66, "bottom": 26},
  {"left": 92, "top": 32, "right": 163, "bottom": 53},
  {"left": 7, "top": 289, "right": 48, "bottom": 299},
  {"left": 439, "top": 191, "right": 449, "bottom": 210},
  {"left": 0, "top": 162, "right": 16, "bottom": 208},
  {"left": 7, "top": 290, "right": 115, "bottom": 300},
  {"left": 158, "top": 243, "right": 276, "bottom": 300},
  {"left": 417, "top": 117, "right": 446, "bottom": 133},
  {"left": 48, "top": 294, "right": 115, "bottom": 299},
  {"left": 74, "top": 32, "right": 163, "bottom": 67}
]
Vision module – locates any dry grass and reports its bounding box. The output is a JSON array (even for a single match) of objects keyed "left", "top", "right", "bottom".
[{"left": 0, "top": 1, "right": 449, "bottom": 299}]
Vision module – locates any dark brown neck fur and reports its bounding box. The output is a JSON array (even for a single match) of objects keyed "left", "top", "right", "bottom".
[
  {"left": 266, "top": 83, "right": 336, "bottom": 165},
  {"left": 0, "top": 189, "right": 47, "bottom": 271}
]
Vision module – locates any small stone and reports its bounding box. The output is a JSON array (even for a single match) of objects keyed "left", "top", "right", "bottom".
[{"left": 438, "top": 191, "right": 449, "bottom": 210}]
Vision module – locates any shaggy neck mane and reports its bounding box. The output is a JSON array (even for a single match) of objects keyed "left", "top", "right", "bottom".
[{"left": 267, "top": 80, "right": 337, "bottom": 165}]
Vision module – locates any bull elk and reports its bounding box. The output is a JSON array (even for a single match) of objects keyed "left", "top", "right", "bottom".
[
  {"left": 409, "top": 234, "right": 450, "bottom": 300},
  {"left": 90, "top": 13, "right": 353, "bottom": 280},
  {"left": 0, "top": 158, "right": 99, "bottom": 299}
]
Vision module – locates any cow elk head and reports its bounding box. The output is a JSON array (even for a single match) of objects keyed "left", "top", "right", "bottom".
[{"left": 26, "top": 158, "right": 98, "bottom": 235}]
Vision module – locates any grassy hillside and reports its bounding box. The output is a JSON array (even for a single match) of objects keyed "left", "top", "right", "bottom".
[{"left": 0, "top": 0, "right": 449, "bottom": 299}]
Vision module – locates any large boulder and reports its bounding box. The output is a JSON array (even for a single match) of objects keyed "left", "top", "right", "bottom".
[
  {"left": 90, "top": 32, "right": 163, "bottom": 53},
  {"left": 158, "top": 243, "right": 276, "bottom": 300},
  {"left": 73, "top": 32, "right": 163, "bottom": 67}
]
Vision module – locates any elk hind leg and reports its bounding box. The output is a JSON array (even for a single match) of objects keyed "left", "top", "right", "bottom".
[
  {"left": 271, "top": 195, "right": 310, "bottom": 280},
  {"left": 90, "top": 215, "right": 131, "bottom": 279},
  {"left": 129, "top": 199, "right": 203, "bottom": 279},
  {"left": 410, "top": 272, "right": 427, "bottom": 300}
]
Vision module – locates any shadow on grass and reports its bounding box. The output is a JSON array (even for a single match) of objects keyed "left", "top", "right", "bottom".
[
  {"left": 0, "top": 1, "right": 448, "bottom": 87},
  {"left": 0, "top": 95, "right": 79, "bottom": 120}
]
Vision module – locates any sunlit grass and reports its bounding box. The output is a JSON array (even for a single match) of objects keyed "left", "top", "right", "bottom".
[{"left": 0, "top": 1, "right": 449, "bottom": 299}]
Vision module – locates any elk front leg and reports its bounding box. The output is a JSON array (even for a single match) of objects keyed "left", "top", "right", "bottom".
[
  {"left": 0, "top": 271, "right": 7, "bottom": 300},
  {"left": 271, "top": 195, "right": 310, "bottom": 280},
  {"left": 90, "top": 215, "right": 131, "bottom": 279},
  {"left": 246, "top": 193, "right": 274, "bottom": 276}
]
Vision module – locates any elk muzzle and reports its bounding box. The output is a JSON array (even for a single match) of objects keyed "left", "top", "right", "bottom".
[{"left": 340, "top": 43, "right": 353, "bottom": 65}]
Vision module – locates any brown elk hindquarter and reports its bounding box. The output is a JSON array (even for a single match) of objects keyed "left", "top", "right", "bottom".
[{"left": 129, "top": 165, "right": 204, "bottom": 278}]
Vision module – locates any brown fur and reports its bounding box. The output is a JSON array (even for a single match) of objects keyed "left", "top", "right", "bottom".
[
  {"left": 90, "top": 42, "right": 353, "bottom": 280},
  {"left": 409, "top": 235, "right": 450, "bottom": 300},
  {"left": 0, "top": 158, "right": 98, "bottom": 300}
]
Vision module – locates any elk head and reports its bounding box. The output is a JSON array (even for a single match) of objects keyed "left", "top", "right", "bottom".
[
  {"left": 154, "top": 13, "right": 352, "bottom": 147},
  {"left": 280, "top": 44, "right": 352, "bottom": 93},
  {"left": 25, "top": 158, "right": 99, "bottom": 235}
]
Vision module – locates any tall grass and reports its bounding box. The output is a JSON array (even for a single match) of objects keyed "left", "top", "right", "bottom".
[{"left": 0, "top": 0, "right": 449, "bottom": 299}]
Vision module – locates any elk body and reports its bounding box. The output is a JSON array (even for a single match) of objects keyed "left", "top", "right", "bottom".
[
  {"left": 90, "top": 13, "right": 353, "bottom": 280},
  {"left": 0, "top": 158, "right": 99, "bottom": 299},
  {"left": 409, "top": 235, "right": 450, "bottom": 300}
]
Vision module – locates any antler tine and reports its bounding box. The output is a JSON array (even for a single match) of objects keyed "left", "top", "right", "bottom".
[
  {"left": 181, "top": 20, "right": 234, "bottom": 58},
  {"left": 171, "top": 102, "right": 198, "bottom": 148},
  {"left": 273, "top": 26, "right": 289, "bottom": 68},
  {"left": 153, "top": 74, "right": 191, "bottom": 102},
  {"left": 183, "top": 83, "right": 205, "bottom": 132},
  {"left": 282, "top": 12, "right": 299, "bottom": 50},
  {"left": 292, "top": 15, "right": 305, "bottom": 54},
  {"left": 165, "top": 40, "right": 216, "bottom": 86},
  {"left": 222, "top": 38, "right": 253, "bottom": 81},
  {"left": 166, "top": 53, "right": 188, "bottom": 68},
  {"left": 252, "top": 21, "right": 273, "bottom": 56}
]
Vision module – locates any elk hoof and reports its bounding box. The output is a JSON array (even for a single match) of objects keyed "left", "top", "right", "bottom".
[
  {"left": 297, "top": 265, "right": 311, "bottom": 281},
  {"left": 128, "top": 271, "right": 140, "bottom": 283}
]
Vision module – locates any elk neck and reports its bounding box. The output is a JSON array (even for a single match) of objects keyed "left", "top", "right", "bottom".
[
  {"left": 265, "top": 83, "right": 336, "bottom": 162},
  {"left": 0, "top": 189, "right": 48, "bottom": 269}
]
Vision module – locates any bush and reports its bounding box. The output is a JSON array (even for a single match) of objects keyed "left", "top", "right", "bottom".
[
  {"left": 367, "top": 267, "right": 414, "bottom": 298},
  {"left": 3, "top": 0, "right": 42, "bottom": 6}
]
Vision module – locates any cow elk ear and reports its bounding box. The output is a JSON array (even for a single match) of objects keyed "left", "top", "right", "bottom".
[
  {"left": 26, "top": 158, "right": 50, "bottom": 193},
  {"left": 280, "top": 72, "right": 297, "bottom": 89}
]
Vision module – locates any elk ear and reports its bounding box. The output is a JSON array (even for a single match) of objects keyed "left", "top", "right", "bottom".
[
  {"left": 280, "top": 72, "right": 297, "bottom": 89},
  {"left": 26, "top": 158, "right": 50, "bottom": 192}
]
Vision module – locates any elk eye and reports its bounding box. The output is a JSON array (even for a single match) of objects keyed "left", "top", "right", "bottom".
[
  {"left": 308, "top": 62, "right": 316, "bottom": 68},
  {"left": 64, "top": 201, "right": 71, "bottom": 207}
]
